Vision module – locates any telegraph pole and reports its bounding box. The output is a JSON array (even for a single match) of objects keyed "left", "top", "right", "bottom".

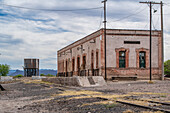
[
  {"left": 161, "top": 1, "right": 164, "bottom": 80},
  {"left": 102, "top": 0, "right": 107, "bottom": 80},
  {"left": 149, "top": 2, "right": 152, "bottom": 81},
  {"left": 140, "top": 1, "right": 164, "bottom": 81}
]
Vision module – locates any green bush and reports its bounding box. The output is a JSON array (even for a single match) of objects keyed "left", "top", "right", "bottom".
[
  {"left": 46, "top": 74, "right": 55, "bottom": 77},
  {"left": 40, "top": 74, "right": 55, "bottom": 77},
  {"left": 0, "top": 64, "right": 10, "bottom": 76},
  {"left": 40, "top": 73, "right": 45, "bottom": 76},
  {"left": 164, "top": 60, "right": 170, "bottom": 75},
  {"left": 13, "top": 74, "right": 23, "bottom": 79}
]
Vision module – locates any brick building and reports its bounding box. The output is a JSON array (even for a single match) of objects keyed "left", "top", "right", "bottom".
[{"left": 57, "top": 29, "right": 163, "bottom": 80}]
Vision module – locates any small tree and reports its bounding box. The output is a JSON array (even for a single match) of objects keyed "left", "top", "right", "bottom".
[
  {"left": 40, "top": 73, "right": 45, "bottom": 76},
  {"left": 164, "top": 60, "right": 170, "bottom": 75},
  {"left": 0, "top": 64, "right": 10, "bottom": 76}
]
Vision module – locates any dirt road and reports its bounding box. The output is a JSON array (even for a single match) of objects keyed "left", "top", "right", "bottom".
[{"left": 0, "top": 79, "right": 170, "bottom": 113}]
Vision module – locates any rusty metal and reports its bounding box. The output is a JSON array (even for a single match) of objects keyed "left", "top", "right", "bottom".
[{"left": 24, "top": 59, "right": 39, "bottom": 77}]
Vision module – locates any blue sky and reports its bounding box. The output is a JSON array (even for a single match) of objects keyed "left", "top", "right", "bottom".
[{"left": 0, "top": 0, "right": 170, "bottom": 70}]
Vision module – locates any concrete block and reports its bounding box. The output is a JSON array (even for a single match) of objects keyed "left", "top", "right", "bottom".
[
  {"left": 32, "top": 76, "right": 46, "bottom": 80},
  {"left": 0, "top": 76, "right": 13, "bottom": 82},
  {"left": 77, "top": 76, "right": 91, "bottom": 87},
  {"left": 42, "top": 76, "right": 106, "bottom": 87},
  {"left": 91, "top": 76, "right": 107, "bottom": 86}
]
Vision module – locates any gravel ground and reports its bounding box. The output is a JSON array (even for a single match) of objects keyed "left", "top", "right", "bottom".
[{"left": 0, "top": 79, "right": 170, "bottom": 113}]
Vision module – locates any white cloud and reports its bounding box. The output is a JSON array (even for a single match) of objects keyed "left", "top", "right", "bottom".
[{"left": 0, "top": 0, "right": 170, "bottom": 70}]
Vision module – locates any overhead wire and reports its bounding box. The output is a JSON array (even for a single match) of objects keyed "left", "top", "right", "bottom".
[
  {"left": 97, "top": 9, "right": 103, "bottom": 30},
  {"left": 108, "top": 5, "right": 148, "bottom": 23},
  {"left": 152, "top": 5, "right": 160, "bottom": 30},
  {"left": 0, "top": 3, "right": 105, "bottom": 36},
  {"left": 0, "top": 3, "right": 103, "bottom": 12}
]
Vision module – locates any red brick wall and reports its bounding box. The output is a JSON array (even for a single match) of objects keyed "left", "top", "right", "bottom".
[{"left": 104, "top": 67, "right": 162, "bottom": 80}]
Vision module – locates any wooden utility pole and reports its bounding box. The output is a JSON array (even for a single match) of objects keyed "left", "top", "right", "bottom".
[
  {"left": 140, "top": 1, "right": 164, "bottom": 81},
  {"left": 102, "top": 0, "right": 107, "bottom": 80},
  {"left": 149, "top": 2, "right": 152, "bottom": 81},
  {"left": 160, "top": 1, "right": 164, "bottom": 80}
]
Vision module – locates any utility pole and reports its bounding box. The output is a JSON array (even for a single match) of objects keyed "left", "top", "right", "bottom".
[
  {"left": 140, "top": 1, "right": 164, "bottom": 81},
  {"left": 160, "top": 1, "right": 164, "bottom": 80},
  {"left": 149, "top": 2, "right": 152, "bottom": 81},
  {"left": 102, "top": 0, "right": 107, "bottom": 80}
]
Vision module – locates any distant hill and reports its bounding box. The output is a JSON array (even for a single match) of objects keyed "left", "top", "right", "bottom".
[
  {"left": 8, "top": 69, "right": 57, "bottom": 76},
  {"left": 8, "top": 70, "right": 24, "bottom": 76},
  {"left": 40, "top": 69, "right": 57, "bottom": 76}
]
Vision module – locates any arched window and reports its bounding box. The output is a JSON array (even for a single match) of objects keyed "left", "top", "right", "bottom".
[
  {"left": 116, "top": 48, "right": 129, "bottom": 68},
  {"left": 72, "top": 58, "right": 75, "bottom": 71},
  {"left": 91, "top": 51, "right": 94, "bottom": 69},
  {"left": 139, "top": 51, "right": 146, "bottom": 68},
  {"left": 65, "top": 60, "right": 68, "bottom": 72},
  {"left": 119, "top": 51, "right": 126, "bottom": 68},
  {"left": 82, "top": 55, "right": 86, "bottom": 69},
  {"left": 96, "top": 51, "right": 99, "bottom": 68},
  {"left": 77, "top": 57, "right": 80, "bottom": 71}
]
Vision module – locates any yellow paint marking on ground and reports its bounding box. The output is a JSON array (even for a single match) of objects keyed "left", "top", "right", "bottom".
[
  {"left": 138, "top": 98, "right": 166, "bottom": 103},
  {"left": 117, "top": 99, "right": 161, "bottom": 107},
  {"left": 23, "top": 79, "right": 54, "bottom": 85},
  {"left": 112, "top": 109, "right": 163, "bottom": 113},
  {"left": 123, "top": 109, "right": 134, "bottom": 113},
  {"left": 66, "top": 94, "right": 130, "bottom": 101},
  {"left": 92, "top": 94, "right": 130, "bottom": 99},
  {"left": 56, "top": 90, "right": 131, "bottom": 102},
  {"left": 67, "top": 95, "right": 93, "bottom": 100},
  {"left": 32, "top": 97, "right": 55, "bottom": 103},
  {"left": 57, "top": 90, "right": 102, "bottom": 96},
  {"left": 140, "top": 111, "right": 164, "bottom": 113},
  {"left": 129, "top": 92, "right": 168, "bottom": 96},
  {"left": 81, "top": 100, "right": 117, "bottom": 107}
]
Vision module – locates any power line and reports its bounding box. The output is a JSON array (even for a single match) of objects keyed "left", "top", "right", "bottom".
[
  {"left": 153, "top": 13, "right": 160, "bottom": 30},
  {"left": 0, "top": 3, "right": 103, "bottom": 12},
  {"left": 97, "top": 9, "right": 103, "bottom": 30},
  {"left": 108, "top": 5, "right": 147, "bottom": 23}
]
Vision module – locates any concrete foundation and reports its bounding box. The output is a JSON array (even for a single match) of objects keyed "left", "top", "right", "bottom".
[
  {"left": 0, "top": 76, "right": 13, "bottom": 82},
  {"left": 32, "top": 76, "right": 46, "bottom": 80},
  {"left": 42, "top": 76, "right": 106, "bottom": 87}
]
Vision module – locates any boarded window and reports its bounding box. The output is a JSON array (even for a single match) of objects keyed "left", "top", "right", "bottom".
[{"left": 124, "top": 41, "right": 140, "bottom": 44}]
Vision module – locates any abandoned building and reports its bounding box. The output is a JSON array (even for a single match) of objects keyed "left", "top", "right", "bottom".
[
  {"left": 24, "top": 59, "right": 39, "bottom": 77},
  {"left": 57, "top": 29, "right": 163, "bottom": 80}
]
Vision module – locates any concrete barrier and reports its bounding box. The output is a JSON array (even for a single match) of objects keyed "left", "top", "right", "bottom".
[
  {"left": 0, "top": 76, "right": 13, "bottom": 82},
  {"left": 42, "top": 76, "right": 106, "bottom": 87},
  {"left": 32, "top": 76, "right": 46, "bottom": 80},
  {"left": 92, "top": 76, "right": 107, "bottom": 86}
]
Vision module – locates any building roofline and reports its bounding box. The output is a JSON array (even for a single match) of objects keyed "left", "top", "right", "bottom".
[
  {"left": 57, "top": 28, "right": 161, "bottom": 53},
  {"left": 58, "top": 29, "right": 102, "bottom": 52},
  {"left": 105, "top": 28, "right": 161, "bottom": 32}
]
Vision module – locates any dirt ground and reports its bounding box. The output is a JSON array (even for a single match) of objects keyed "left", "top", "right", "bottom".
[{"left": 0, "top": 78, "right": 170, "bottom": 113}]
